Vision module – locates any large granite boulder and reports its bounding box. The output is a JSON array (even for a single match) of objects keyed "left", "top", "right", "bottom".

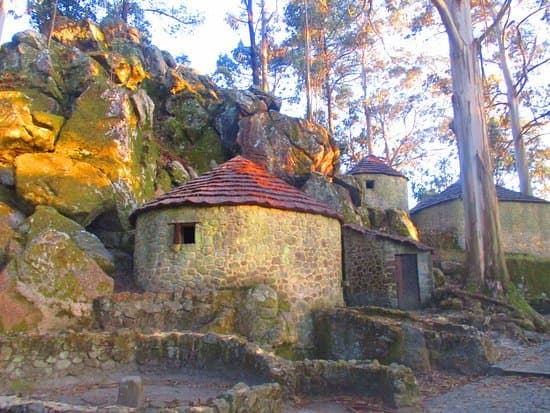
[
  {"left": 0, "top": 212, "right": 114, "bottom": 333},
  {"left": 0, "top": 91, "right": 64, "bottom": 166},
  {"left": 15, "top": 153, "right": 115, "bottom": 226},
  {"left": 25, "top": 205, "right": 115, "bottom": 274},
  {"left": 237, "top": 111, "right": 339, "bottom": 183}
]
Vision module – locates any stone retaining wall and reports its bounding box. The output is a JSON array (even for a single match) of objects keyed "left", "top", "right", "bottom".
[
  {"left": 0, "top": 382, "right": 282, "bottom": 413},
  {"left": 0, "top": 331, "right": 419, "bottom": 409},
  {"left": 313, "top": 307, "right": 495, "bottom": 375}
]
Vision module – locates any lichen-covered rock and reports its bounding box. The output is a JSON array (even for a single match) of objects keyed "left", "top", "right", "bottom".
[
  {"left": 0, "top": 201, "right": 25, "bottom": 267},
  {"left": 4, "top": 228, "right": 113, "bottom": 332},
  {"left": 0, "top": 91, "right": 64, "bottom": 165},
  {"left": 235, "top": 284, "right": 294, "bottom": 347},
  {"left": 301, "top": 172, "right": 365, "bottom": 225},
  {"left": 15, "top": 153, "right": 114, "bottom": 226},
  {"left": 0, "top": 30, "right": 101, "bottom": 103},
  {"left": 237, "top": 112, "right": 339, "bottom": 182},
  {"left": 26, "top": 205, "right": 115, "bottom": 274},
  {"left": 55, "top": 83, "right": 159, "bottom": 227},
  {"left": 313, "top": 307, "right": 496, "bottom": 375}
]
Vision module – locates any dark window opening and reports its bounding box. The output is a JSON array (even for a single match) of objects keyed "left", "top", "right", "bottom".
[
  {"left": 173, "top": 223, "right": 196, "bottom": 245},
  {"left": 366, "top": 180, "right": 375, "bottom": 189}
]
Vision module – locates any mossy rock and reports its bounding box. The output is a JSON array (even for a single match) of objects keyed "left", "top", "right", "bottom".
[
  {"left": 507, "top": 254, "right": 550, "bottom": 300},
  {"left": 6, "top": 228, "right": 114, "bottom": 332},
  {"left": 0, "top": 201, "right": 25, "bottom": 267},
  {"left": 27, "top": 205, "right": 115, "bottom": 274}
]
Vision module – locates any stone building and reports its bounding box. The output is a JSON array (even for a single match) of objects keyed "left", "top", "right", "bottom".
[
  {"left": 131, "top": 156, "right": 344, "bottom": 346},
  {"left": 342, "top": 224, "right": 433, "bottom": 310},
  {"left": 411, "top": 182, "right": 550, "bottom": 258},
  {"left": 347, "top": 155, "right": 409, "bottom": 211}
]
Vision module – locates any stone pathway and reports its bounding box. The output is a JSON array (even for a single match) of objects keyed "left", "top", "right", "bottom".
[{"left": 423, "top": 335, "right": 550, "bottom": 413}]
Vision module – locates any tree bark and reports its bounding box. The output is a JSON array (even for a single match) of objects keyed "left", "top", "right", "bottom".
[
  {"left": 260, "top": 0, "right": 269, "bottom": 92},
  {"left": 303, "top": 0, "right": 313, "bottom": 122},
  {"left": 360, "top": 53, "right": 374, "bottom": 155},
  {"left": 432, "top": 0, "right": 509, "bottom": 294},
  {"left": 0, "top": 1, "right": 6, "bottom": 43},
  {"left": 495, "top": 21, "right": 532, "bottom": 195},
  {"left": 244, "top": 0, "right": 261, "bottom": 87}
]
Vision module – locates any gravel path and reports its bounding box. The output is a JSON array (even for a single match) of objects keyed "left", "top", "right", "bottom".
[{"left": 423, "top": 375, "right": 550, "bottom": 413}]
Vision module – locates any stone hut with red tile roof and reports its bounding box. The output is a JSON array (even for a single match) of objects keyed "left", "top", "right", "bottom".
[
  {"left": 411, "top": 181, "right": 550, "bottom": 258},
  {"left": 131, "top": 156, "right": 344, "bottom": 347},
  {"left": 347, "top": 155, "right": 409, "bottom": 211}
]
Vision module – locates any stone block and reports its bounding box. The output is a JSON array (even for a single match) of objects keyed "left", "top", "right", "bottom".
[{"left": 117, "top": 375, "right": 144, "bottom": 408}]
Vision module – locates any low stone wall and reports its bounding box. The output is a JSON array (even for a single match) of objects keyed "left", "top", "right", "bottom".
[
  {"left": 0, "top": 331, "right": 419, "bottom": 410},
  {"left": 0, "top": 382, "right": 282, "bottom": 413},
  {"left": 313, "top": 307, "right": 495, "bottom": 375}
]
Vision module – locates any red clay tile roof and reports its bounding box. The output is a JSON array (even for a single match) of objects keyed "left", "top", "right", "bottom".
[
  {"left": 344, "top": 224, "right": 433, "bottom": 251},
  {"left": 410, "top": 181, "right": 549, "bottom": 214},
  {"left": 347, "top": 155, "right": 406, "bottom": 178},
  {"left": 130, "top": 156, "right": 342, "bottom": 225}
]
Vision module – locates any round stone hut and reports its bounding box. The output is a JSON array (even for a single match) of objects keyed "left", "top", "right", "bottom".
[
  {"left": 347, "top": 155, "right": 409, "bottom": 211},
  {"left": 130, "top": 156, "right": 344, "bottom": 346}
]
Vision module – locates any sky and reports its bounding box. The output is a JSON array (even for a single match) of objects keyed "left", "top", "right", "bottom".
[{"left": 1, "top": 0, "right": 245, "bottom": 75}]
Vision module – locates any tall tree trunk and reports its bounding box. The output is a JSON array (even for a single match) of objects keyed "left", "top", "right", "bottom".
[
  {"left": 303, "top": 0, "right": 313, "bottom": 122},
  {"left": 495, "top": 21, "right": 532, "bottom": 195},
  {"left": 432, "top": 0, "right": 509, "bottom": 294},
  {"left": 260, "top": 0, "right": 269, "bottom": 92},
  {"left": 0, "top": 1, "right": 6, "bottom": 43},
  {"left": 121, "top": 0, "right": 130, "bottom": 23},
  {"left": 244, "top": 0, "right": 261, "bottom": 87},
  {"left": 47, "top": 0, "right": 59, "bottom": 48},
  {"left": 322, "top": 34, "right": 334, "bottom": 135},
  {"left": 360, "top": 54, "right": 374, "bottom": 155}
]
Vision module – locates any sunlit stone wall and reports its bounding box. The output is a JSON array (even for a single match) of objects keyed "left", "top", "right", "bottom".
[
  {"left": 412, "top": 199, "right": 549, "bottom": 258},
  {"left": 134, "top": 204, "right": 343, "bottom": 346}
]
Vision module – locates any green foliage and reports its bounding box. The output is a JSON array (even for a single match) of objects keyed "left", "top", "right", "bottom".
[{"left": 26, "top": 0, "right": 203, "bottom": 41}]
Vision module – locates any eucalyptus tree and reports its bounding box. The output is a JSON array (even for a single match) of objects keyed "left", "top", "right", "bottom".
[
  {"left": 430, "top": 0, "right": 511, "bottom": 296},
  {"left": 479, "top": 0, "right": 549, "bottom": 196}
]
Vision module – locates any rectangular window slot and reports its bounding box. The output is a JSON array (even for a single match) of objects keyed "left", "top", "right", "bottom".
[
  {"left": 366, "top": 180, "right": 375, "bottom": 189},
  {"left": 173, "top": 223, "right": 196, "bottom": 246}
]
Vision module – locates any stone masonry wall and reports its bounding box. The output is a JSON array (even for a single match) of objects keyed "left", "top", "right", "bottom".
[
  {"left": 412, "top": 200, "right": 550, "bottom": 258},
  {"left": 499, "top": 202, "right": 549, "bottom": 258},
  {"left": 343, "top": 227, "right": 432, "bottom": 308},
  {"left": 353, "top": 174, "right": 408, "bottom": 211},
  {"left": 411, "top": 200, "right": 465, "bottom": 250},
  {"left": 134, "top": 205, "right": 344, "bottom": 346},
  {"left": 343, "top": 229, "right": 395, "bottom": 307}
]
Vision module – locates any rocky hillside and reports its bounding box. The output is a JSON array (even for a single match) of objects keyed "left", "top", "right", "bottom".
[{"left": 0, "top": 19, "right": 341, "bottom": 333}]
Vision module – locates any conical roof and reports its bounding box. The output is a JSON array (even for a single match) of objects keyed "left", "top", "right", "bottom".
[
  {"left": 130, "top": 156, "right": 342, "bottom": 224},
  {"left": 410, "top": 181, "right": 549, "bottom": 214},
  {"left": 347, "top": 155, "right": 406, "bottom": 178}
]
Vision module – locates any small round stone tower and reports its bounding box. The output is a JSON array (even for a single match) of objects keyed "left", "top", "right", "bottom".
[
  {"left": 130, "top": 156, "right": 344, "bottom": 348},
  {"left": 347, "top": 155, "right": 408, "bottom": 211}
]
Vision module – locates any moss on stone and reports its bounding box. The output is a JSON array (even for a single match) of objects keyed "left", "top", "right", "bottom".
[{"left": 507, "top": 254, "right": 550, "bottom": 299}]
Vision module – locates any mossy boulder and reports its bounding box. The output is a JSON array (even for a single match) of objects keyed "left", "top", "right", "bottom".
[
  {"left": 235, "top": 284, "right": 295, "bottom": 347},
  {"left": 54, "top": 83, "right": 159, "bottom": 227},
  {"left": 15, "top": 153, "right": 115, "bottom": 226},
  {"left": 26, "top": 205, "right": 115, "bottom": 274},
  {"left": 4, "top": 228, "right": 113, "bottom": 332},
  {"left": 0, "top": 201, "right": 25, "bottom": 267}
]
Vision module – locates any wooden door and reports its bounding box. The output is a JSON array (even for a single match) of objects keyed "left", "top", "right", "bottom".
[{"left": 395, "top": 254, "right": 421, "bottom": 310}]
